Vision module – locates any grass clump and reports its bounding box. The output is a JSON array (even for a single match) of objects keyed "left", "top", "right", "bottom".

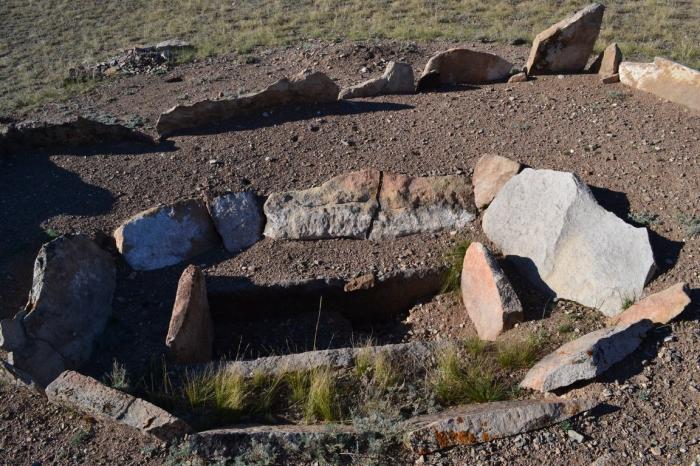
[
  {"left": 441, "top": 240, "right": 471, "bottom": 293},
  {"left": 304, "top": 367, "right": 340, "bottom": 422},
  {"left": 557, "top": 323, "right": 574, "bottom": 334},
  {"left": 354, "top": 343, "right": 400, "bottom": 389},
  {"left": 249, "top": 371, "right": 285, "bottom": 420},
  {"left": 432, "top": 345, "right": 507, "bottom": 405},
  {"left": 284, "top": 370, "right": 311, "bottom": 407},
  {"left": 103, "top": 359, "right": 130, "bottom": 392},
  {"left": 678, "top": 213, "right": 700, "bottom": 237},
  {"left": 627, "top": 211, "right": 659, "bottom": 226},
  {"left": 496, "top": 334, "right": 544, "bottom": 370}
]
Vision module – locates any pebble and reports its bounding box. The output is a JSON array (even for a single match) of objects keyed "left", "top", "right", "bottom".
[{"left": 567, "top": 430, "right": 584, "bottom": 443}]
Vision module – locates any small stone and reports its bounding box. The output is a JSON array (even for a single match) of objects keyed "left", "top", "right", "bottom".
[
  {"left": 567, "top": 429, "right": 584, "bottom": 443},
  {"left": 508, "top": 72, "right": 528, "bottom": 83}
]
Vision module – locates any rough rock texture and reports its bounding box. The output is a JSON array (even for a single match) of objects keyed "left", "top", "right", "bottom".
[
  {"left": 156, "top": 69, "right": 340, "bottom": 136},
  {"left": 472, "top": 154, "right": 522, "bottom": 210},
  {"left": 508, "top": 72, "right": 528, "bottom": 83},
  {"left": 601, "top": 73, "right": 620, "bottom": 84},
  {"left": 344, "top": 273, "right": 376, "bottom": 292},
  {"left": 619, "top": 57, "right": 700, "bottom": 112},
  {"left": 0, "top": 235, "right": 115, "bottom": 386},
  {"left": 0, "top": 117, "right": 154, "bottom": 155},
  {"left": 165, "top": 265, "right": 214, "bottom": 364},
  {"left": 460, "top": 242, "right": 523, "bottom": 341},
  {"left": 482, "top": 168, "right": 655, "bottom": 316},
  {"left": 46, "top": 371, "right": 191, "bottom": 440},
  {"left": 338, "top": 61, "right": 414, "bottom": 99},
  {"left": 520, "top": 320, "right": 653, "bottom": 392},
  {"left": 208, "top": 192, "right": 264, "bottom": 253},
  {"left": 417, "top": 48, "right": 513, "bottom": 90},
  {"left": 263, "top": 169, "right": 380, "bottom": 240},
  {"left": 114, "top": 199, "right": 221, "bottom": 271},
  {"left": 597, "top": 43, "right": 622, "bottom": 77},
  {"left": 609, "top": 282, "right": 691, "bottom": 327},
  {"left": 526, "top": 3, "right": 605, "bottom": 75},
  {"left": 405, "top": 398, "right": 596, "bottom": 454},
  {"left": 368, "top": 173, "right": 475, "bottom": 240}
]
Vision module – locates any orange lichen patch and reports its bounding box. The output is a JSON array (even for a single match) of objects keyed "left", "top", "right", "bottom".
[
  {"left": 434, "top": 429, "right": 478, "bottom": 449},
  {"left": 481, "top": 431, "right": 491, "bottom": 441}
]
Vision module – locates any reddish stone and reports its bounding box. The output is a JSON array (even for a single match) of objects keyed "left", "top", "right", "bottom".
[
  {"left": 473, "top": 154, "right": 521, "bottom": 210},
  {"left": 609, "top": 282, "right": 690, "bottom": 327}
]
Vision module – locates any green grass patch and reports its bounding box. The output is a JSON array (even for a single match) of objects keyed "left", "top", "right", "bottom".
[
  {"left": 496, "top": 334, "right": 545, "bottom": 370},
  {"left": 441, "top": 239, "right": 471, "bottom": 294}
]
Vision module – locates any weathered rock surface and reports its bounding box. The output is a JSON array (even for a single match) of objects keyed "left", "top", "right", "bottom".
[
  {"left": 46, "top": 371, "right": 191, "bottom": 440},
  {"left": 461, "top": 242, "right": 523, "bottom": 341},
  {"left": 526, "top": 3, "right": 605, "bottom": 75},
  {"left": 596, "top": 43, "right": 622, "bottom": 76},
  {"left": 344, "top": 272, "right": 376, "bottom": 292},
  {"left": 508, "top": 72, "right": 528, "bottom": 83},
  {"left": 472, "top": 154, "right": 521, "bottom": 210},
  {"left": 405, "top": 398, "right": 596, "bottom": 454},
  {"left": 482, "top": 168, "right": 655, "bottom": 316},
  {"left": 263, "top": 169, "right": 380, "bottom": 240},
  {"left": 338, "top": 61, "right": 414, "bottom": 99},
  {"left": 166, "top": 265, "right": 214, "bottom": 364},
  {"left": 520, "top": 320, "right": 653, "bottom": 392},
  {"left": 114, "top": 199, "right": 221, "bottom": 271},
  {"left": 0, "top": 117, "right": 153, "bottom": 155},
  {"left": 0, "top": 235, "right": 115, "bottom": 386},
  {"left": 369, "top": 173, "right": 475, "bottom": 240},
  {"left": 417, "top": 48, "right": 513, "bottom": 90},
  {"left": 609, "top": 282, "right": 691, "bottom": 327},
  {"left": 208, "top": 192, "right": 264, "bottom": 253},
  {"left": 157, "top": 69, "right": 340, "bottom": 136},
  {"left": 619, "top": 57, "right": 700, "bottom": 112},
  {"left": 601, "top": 73, "right": 620, "bottom": 84}
]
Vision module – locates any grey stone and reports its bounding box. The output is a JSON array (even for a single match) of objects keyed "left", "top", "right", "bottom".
[
  {"left": 405, "top": 398, "right": 596, "bottom": 454},
  {"left": 46, "top": 370, "right": 191, "bottom": 440},
  {"left": 114, "top": 199, "right": 221, "bottom": 271},
  {"left": 0, "top": 310, "right": 27, "bottom": 350},
  {"left": 520, "top": 320, "right": 653, "bottom": 392},
  {"left": 208, "top": 192, "right": 264, "bottom": 253},
  {"left": 338, "top": 61, "right": 414, "bottom": 99},
  {"left": 482, "top": 168, "right": 655, "bottom": 316}
]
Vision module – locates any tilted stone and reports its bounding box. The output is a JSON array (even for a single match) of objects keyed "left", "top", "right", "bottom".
[
  {"left": 526, "top": 3, "right": 605, "bottom": 75},
  {"left": 157, "top": 69, "right": 340, "bottom": 136},
  {"left": 461, "top": 242, "right": 523, "bottom": 341},
  {"left": 599, "top": 43, "right": 622, "bottom": 76},
  {"left": 263, "top": 169, "right": 380, "bottom": 240},
  {"left": 368, "top": 173, "right": 475, "bottom": 240},
  {"left": 46, "top": 371, "right": 191, "bottom": 440},
  {"left": 417, "top": 48, "right": 513, "bottom": 91},
  {"left": 620, "top": 58, "right": 700, "bottom": 112},
  {"left": 472, "top": 154, "right": 521, "bottom": 210},
  {"left": 114, "top": 199, "right": 221, "bottom": 271},
  {"left": 609, "top": 282, "right": 691, "bottom": 327},
  {"left": 208, "top": 191, "right": 264, "bottom": 253},
  {"left": 338, "top": 61, "right": 414, "bottom": 99},
  {"left": 405, "top": 398, "right": 596, "bottom": 454},
  {"left": 520, "top": 320, "right": 653, "bottom": 392},
  {"left": 166, "top": 265, "right": 214, "bottom": 364},
  {"left": 482, "top": 168, "right": 655, "bottom": 316}
]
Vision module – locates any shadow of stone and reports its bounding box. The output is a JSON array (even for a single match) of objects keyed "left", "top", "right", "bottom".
[
  {"left": 646, "top": 230, "right": 684, "bottom": 277},
  {"left": 589, "top": 185, "right": 630, "bottom": 219}
]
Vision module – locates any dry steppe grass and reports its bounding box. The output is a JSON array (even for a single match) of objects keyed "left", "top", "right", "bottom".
[{"left": 0, "top": 0, "right": 698, "bottom": 114}]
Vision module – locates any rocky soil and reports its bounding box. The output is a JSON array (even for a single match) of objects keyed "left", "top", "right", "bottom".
[{"left": 0, "top": 39, "right": 698, "bottom": 465}]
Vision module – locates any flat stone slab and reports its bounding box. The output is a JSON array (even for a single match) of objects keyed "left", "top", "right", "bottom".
[
  {"left": 338, "top": 61, "right": 414, "bottom": 99},
  {"left": 369, "top": 173, "right": 475, "bottom": 240},
  {"left": 208, "top": 191, "right": 264, "bottom": 253},
  {"left": 405, "top": 398, "right": 596, "bottom": 454},
  {"left": 114, "top": 198, "right": 221, "bottom": 271},
  {"left": 46, "top": 371, "right": 191, "bottom": 441},
  {"left": 472, "top": 154, "right": 521, "bottom": 210},
  {"left": 482, "top": 168, "right": 655, "bottom": 316},
  {"left": 156, "top": 69, "right": 340, "bottom": 137},
  {"left": 520, "top": 320, "right": 653, "bottom": 392},
  {"left": 620, "top": 57, "right": 700, "bottom": 112},
  {"left": 609, "top": 282, "right": 691, "bottom": 327},
  {"left": 526, "top": 3, "right": 605, "bottom": 75},
  {"left": 417, "top": 48, "right": 513, "bottom": 91}
]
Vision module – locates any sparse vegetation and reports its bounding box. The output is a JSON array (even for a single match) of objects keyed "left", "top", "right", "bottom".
[
  {"left": 441, "top": 239, "right": 471, "bottom": 293},
  {"left": 628, "top": 211, "right": 659, "bottom": 226},
  {"left": 621, "top": 295, "right": 637, "bottom": 311},
  {"left": 433, "top": 345, "right": 508, "bottom": 405},
  {"left": 496, "top": 334, "right": 545, "bottom": 370},
  {"left": 678, "top": 212, "right": 700, "bottom": 237},
  {"left": 69, "top": 426, "right": 93, "bottom": 447},
  {"left": 103, "top": 359, "right": 130, "bottom": 392},
  {"left": 557, "top": 323, "right": 575, "bottom": 334},
  {"left": 304, "top": 367, "right": 340, "bottom": 422}
]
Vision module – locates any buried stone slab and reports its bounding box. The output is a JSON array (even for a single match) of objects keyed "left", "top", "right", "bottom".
[
  {"left": 609, "top": 282, "right": 691, "bottom": 327},
  {"left": 368, "top": 173, "right": 475, "bottom": 240},
  {"left": 526, "top": 3, "right": 605, "bottom": 75},
  {"left": 208, "top": 191, "right": 264, "bottom": 253},
  {"left": 114, "top": 198, "right": 221, "bottom": 271},
  {"left": 619, "top": 57, "right": 700, "bottom": 112},
  {"left": 520, "top": 320, "right": 653, "bottom": 392},
  {"left": 461, "top": 242, "right": 523, "bottom": 341},
  {"left": 0, "top": 235, "right": 116, "bottom": 386},
  {"left": 156, "top": 69, "right": 340, "bottom": 137},
  {"left": 405, "top": 398, "right": 596, "bottom": 454},
  {"left": 472, "top": 154, "right": 522, "bottom": 210},
  {"left": 417, "top": 48, "right": 513, "bottom": 91},
  {"left": 482, "top": 168, "right": 655, "bottom": 316},
  {"left": 589, "top": 43, "right": 623, "bottom": 78},
  {"left": 46, "top": 371, "right": 191, "bottom": 441},
  {"left": 338, "top": 61, "right": 414, "bottom": 99},
  {"left": 263, "top": 169, "right": 380, "bottom": 240}
]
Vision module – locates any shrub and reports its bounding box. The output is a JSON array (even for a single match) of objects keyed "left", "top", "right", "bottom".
[
  {"left": 496, "top": 334, "right": 544, "bottom": 370},
  {"left": 305, "top": 367, "right": 340, "bottom": 422}
]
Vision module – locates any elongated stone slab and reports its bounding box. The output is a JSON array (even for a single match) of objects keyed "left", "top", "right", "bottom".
[
  {"left": 609, "top": 282, "right": 691, "bottom": 327},
  {"left": 620, "top": 58, "right": 700, "bottom": 112},
  {"left": 405, "top": 398, "right": 596, "bottom": 454},
  {"left": 338, "top": 61, "right": 414, "bottom": 99},
  {"left": 417, "top": 48, "right": 513, "bottom": 91}
]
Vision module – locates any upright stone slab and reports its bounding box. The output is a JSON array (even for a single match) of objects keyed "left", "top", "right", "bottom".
[
  {"left": 609, "top": 282, "right": 691, "bottom": 327},
  {"left": 338, "top": 61, "right": 414, "bottom": 99},
  {"left": 368, "top": 173, "right": 475, "bottom": 240},
  {"left": 417, "top": 49, "right": 513, "bottom": 90},
  {"left": 598, "top": 43, "right": 622, "bottom": 77},
  {"left": 166, "top": 265, "right": 214, "bottom": 364},
  {"left": 0, "top": 235, "right": 116, "bottom": 386},
  {"left": 482, "top": 168, "right": 655, "bottom": 316},
  {"left": 46, "top": 371, "right": 191, "bottom": 440},
  {"left": 526, "top": 3, "right": 605, "bottom": 75},
  {"left": 263, "top": 169, "right": 380, "bottom": 240},
  {"left": 520, "top": 320, "right": 653, "bottom": 392},
  {"left": 472, "top": 154, "right": 521, "bottom": 210},
  {"left": 619, "top": 58, "right": 700, "bottom": 112},
  {"left": 461, "top": 242, "right": 523, "bottom": 340},
  {"left": 114, "top": 199, "right": 221, "bottom": 271},
  {"left": 208, "top": 192, "right": 264, "bottom": 253}
]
